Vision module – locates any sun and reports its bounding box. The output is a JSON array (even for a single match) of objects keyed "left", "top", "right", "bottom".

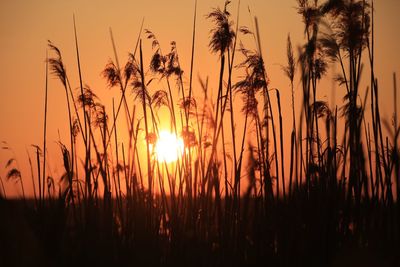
[{"left": 154, "top": 130, "right": 184, "bottom": 163}]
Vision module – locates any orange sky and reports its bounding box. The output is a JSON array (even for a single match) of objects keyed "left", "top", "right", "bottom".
[{"left": 1, "top": 0, "right": 399, "bottom": 197}]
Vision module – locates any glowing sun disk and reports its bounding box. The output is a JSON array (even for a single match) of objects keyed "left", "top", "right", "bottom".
[{"left": 154, "top": 131, "right": 184, "bottom": 163}]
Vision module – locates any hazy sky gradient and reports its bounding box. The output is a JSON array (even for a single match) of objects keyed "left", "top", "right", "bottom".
[{"left": 1, "top": 0, "right": 399, "bottom": 197}]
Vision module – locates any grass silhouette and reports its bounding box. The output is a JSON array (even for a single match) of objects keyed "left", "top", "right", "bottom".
[{"left": 0, "top": 0, "right": 399, "bottom": 266}]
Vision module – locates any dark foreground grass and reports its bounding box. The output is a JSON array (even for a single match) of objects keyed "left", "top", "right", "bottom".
[
  {"left": 0, "top": 194, "right": 399, "bottom": 267},
  {"left": 1, "top": 0, "right": 400, "bottom": 266}
]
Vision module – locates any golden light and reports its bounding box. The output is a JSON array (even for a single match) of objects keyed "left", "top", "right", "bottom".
[{"left": 154, "top": 130, "right": 184, "bottom": 163}]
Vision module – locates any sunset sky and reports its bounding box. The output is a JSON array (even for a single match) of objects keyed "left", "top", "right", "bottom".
[{"left": 1, "top": 0, "right": 399, "bottom": 197}]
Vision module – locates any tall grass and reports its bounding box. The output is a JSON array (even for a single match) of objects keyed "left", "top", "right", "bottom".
[{"left": 1, "top": 0, "right": 399, "bottom": 266}]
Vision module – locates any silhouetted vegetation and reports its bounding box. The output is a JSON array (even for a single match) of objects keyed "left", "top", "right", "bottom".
[{"left": 1, "top": 0, "right": 399, "bottom": 266}]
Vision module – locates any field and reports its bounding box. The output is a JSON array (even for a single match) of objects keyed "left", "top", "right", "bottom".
[{"left": 1, "top": 0, "right": 399, "bottom": 266}]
